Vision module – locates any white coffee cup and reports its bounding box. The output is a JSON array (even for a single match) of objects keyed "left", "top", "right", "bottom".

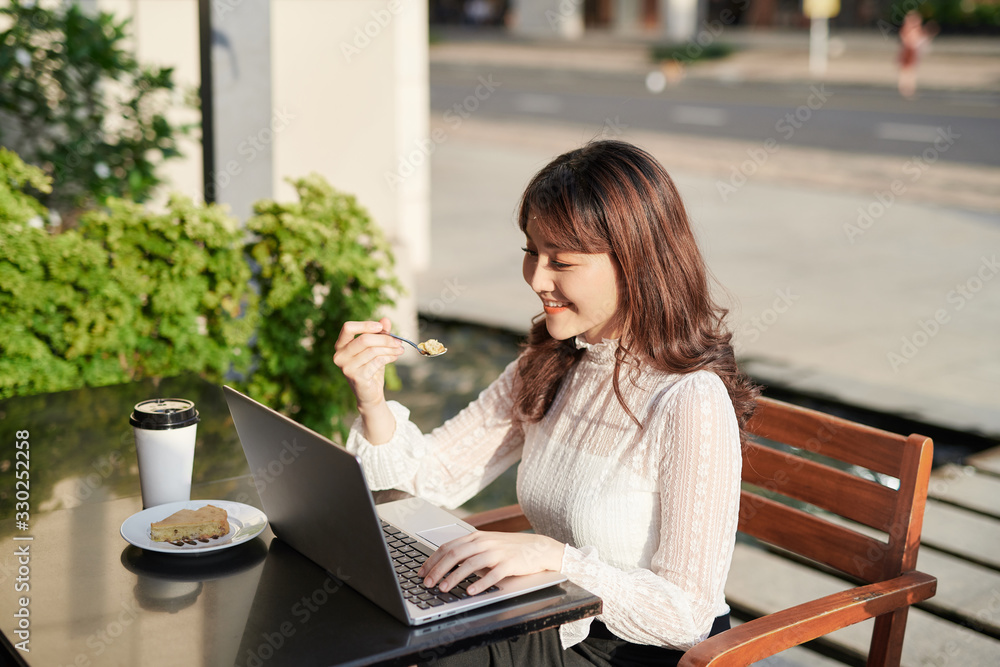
[{"left": 130, "top": 398, "right": 200, "bottom": 508}]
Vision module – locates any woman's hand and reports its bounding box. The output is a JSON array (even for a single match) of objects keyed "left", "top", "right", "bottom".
[
  {"left": 333, "top": 318, "right": 404, "bottom": 444},
  {"left": 418, "top": 531, "right": 565, "bottom": 596},
  {"left": 333, "top": 318, "right": 403, "bottom": 406}
]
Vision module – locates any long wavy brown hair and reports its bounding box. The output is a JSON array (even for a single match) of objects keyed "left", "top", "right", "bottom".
[{"left": 513, "top": 140, "right": 759, "bottom": 444}]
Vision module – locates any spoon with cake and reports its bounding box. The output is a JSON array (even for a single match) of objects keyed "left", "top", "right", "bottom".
[{"left": 385, "top": 332, "right": 447, "bottom": 357}]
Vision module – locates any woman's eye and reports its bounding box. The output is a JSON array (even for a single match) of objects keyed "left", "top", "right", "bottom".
[{"left": 522, "top": 246, "right": 570, "bottom": 268}]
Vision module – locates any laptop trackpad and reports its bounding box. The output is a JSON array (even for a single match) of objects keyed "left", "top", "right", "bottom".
[{"left": 417, "top": 524, "right": 474, "bottom": 548}]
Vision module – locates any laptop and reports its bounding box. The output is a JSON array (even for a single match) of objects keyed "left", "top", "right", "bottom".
[{"left": 222, "top": 385, "right": 567, "bottom": 625}]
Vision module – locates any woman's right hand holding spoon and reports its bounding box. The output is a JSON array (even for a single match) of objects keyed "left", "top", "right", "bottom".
[{"left": 333, "top": 318, "right": 404, "bottom": 444}]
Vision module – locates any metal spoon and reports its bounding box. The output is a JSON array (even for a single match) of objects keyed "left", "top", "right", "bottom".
[{"left": 384, "top": 332, "right": 447, "bottom": 357}]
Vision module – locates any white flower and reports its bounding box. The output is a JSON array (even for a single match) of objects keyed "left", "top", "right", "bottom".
[
  {"left": 48, "top": 210, "right": 62, "bottom": 227},
  {"left": 27, "top": 216, "right": 44, "bottom": 229},
  {"left": 312, "top": 283, "right": 330, "bottom": 307},
  {"left": 94, "top": 162, "right": 111, "bottom": 179},
  {"left": 15, "top": 49, "right": 31, "bottom": 68}
]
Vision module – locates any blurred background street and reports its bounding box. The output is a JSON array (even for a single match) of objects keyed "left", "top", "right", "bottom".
[{"left": 416, "top": 26, "right": 1000, "bottom": 445}]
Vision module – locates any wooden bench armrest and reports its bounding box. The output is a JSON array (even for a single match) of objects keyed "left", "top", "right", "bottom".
[
  {"left": 679, "top": 571, "right": 938, "bottom": 667},
  {"left": 465, "top": 503, "right": 530, "bottom": 532}
]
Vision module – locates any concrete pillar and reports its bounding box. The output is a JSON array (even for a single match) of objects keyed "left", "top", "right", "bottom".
[
  {"left": 614, "top": 0, "right": 644, "bottom": 35},
  {"left": 202, "top": 0, "right": 275, "bottom": 222},
  {"left": 659, "top": 0, "right": 700, "bottom": 43},
  {"left": 511, "top": 0, "right": 585, "bottom": 40},
  {"left": 271, "top": 0, "right": 427, "bottom": 337}
]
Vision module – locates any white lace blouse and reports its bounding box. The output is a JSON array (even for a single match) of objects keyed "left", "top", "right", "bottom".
[{"left": 345, "top": 338, "right": 742, "bottom": 651}]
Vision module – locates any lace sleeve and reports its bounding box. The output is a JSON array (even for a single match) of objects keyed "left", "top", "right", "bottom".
[
  {"left": 345, "top": 360, "right": 524, "bottom": 509},
  {"left": 560, "top": 371, "right": 742, "bottom": 649}
]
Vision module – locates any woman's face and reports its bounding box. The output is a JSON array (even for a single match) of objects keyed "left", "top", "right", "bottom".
[{"left": 522, "top": 218, "right": 620, "bottom": 344}]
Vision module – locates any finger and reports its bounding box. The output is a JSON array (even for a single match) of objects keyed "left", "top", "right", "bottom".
[
  {"left": 335, "top": 330, "right": 404, "bottom": 367},
  {"left": 347, "top": 330, "right": 406, "bottom": 355},
  {"left": 419, "top": 535, "right": 478, "bottom": 585},
  {"left": 429, "top": 540, "right": 502, "bottom": 594},
  {"left": 334, "top": 318, "right": 391, "bottom": 350},
  {"left": 335, "top": 321, "right": 384, "bottom": 350},
  {"left": 439, "top": 555, "right": 493, "bottom": 593},
  {"left": 430, "top": 540, "right": 498, "bottom": 592},
  {"left": 419, "top": 546, "right": 462, "bottom": 586},
  {"left": 465, "top": 569, "right": 503, "bottom": 596},
  {"left": 341, "top": 338, "right": 404, "bottom": 367},
  {"left": 334, "top": 341, "right": 402, "bottom": 375}
]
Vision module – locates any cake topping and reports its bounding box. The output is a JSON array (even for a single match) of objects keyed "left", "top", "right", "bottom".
[
  {"left": 150, "top": 504, "right": 230, "bottom": 544},
  {"left": 417, "top": 339, "right": 447, "bottom": 355}
]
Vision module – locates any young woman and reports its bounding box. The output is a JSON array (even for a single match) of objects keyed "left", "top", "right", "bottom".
[
  {"left": 334, "top": 140, "right": 759, "bottom": 666},
  {"left": 897, "top": 11, "right": 938, "bottom": 99}
]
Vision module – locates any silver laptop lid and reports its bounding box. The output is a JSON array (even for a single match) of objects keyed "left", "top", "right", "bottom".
[{"left": 222, "top": 385, "right": 409, "bottom": 622}]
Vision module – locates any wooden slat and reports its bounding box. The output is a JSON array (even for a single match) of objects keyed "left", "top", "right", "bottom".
[
  {"left": 928, "top": 464, "right": 1000, "bottom": 520},
  {"left": 920, "top": 499, "right": 1000, "bottom": 570},
  {"left": 966, "top": 445, "right": 1000, "bottom": 476},
  {"left": 743, "top": 441, "right": 898, "bottom": 532},
  {"left": 748, "top": 398, "right": 908, "bottom": 478},
  {"left": 739, "top": 491, "right": 891, "bottom": 582},
  {"left": 890, "top": 606, "right": 1000, "bottom": 667},
  {"left": 916, "top": 547, "right": 1000, "bottom": 637}
]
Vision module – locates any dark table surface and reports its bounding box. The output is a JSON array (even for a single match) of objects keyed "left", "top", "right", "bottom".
[{"left": 0, "top": 377, "right": 601, "bottom": 666}]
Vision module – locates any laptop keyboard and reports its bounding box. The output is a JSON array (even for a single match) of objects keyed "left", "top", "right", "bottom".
[{"left": 381, "top": 520, "right": 499, "bottom": 610}]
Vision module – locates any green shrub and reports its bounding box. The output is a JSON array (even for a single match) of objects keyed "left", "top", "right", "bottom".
[
  {"left": 0, "top": 210, "right": 134, "bottom": 395},
  {"left": 650, "top": 41, "right": 737, "bottom": 64},
  {"left": 246, "top": 175, "right": 402, "bottom": 442},
  {"left": 1, "top": 150, "right": 400, "bottom": 439},
  {"left": 0, "top": 147, "right": 51, "bottom": 224},
  {"left": 0, "top": 0, "right": 191, "bottom": 222},
  {"left": 0, "top": 150, "right": 256, "bottom": 397},
  {"left": 78, "top": 195, "right": 258, "bottom": 382}
]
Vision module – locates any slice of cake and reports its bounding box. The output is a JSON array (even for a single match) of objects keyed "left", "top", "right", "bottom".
[
  {"left": 151, "top": 504, "right": 230, "bottom": 543},
  {"left": 418, "top": 338, "right": 446, "bottom": 355}
]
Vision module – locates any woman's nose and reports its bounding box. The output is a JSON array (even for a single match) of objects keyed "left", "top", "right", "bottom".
[{"left": 526, "top": 263, "right": 553, "bottom": 293}]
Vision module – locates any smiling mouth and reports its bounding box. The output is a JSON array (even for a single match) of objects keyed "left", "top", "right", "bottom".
[{"left": 542, "top": 300, "right": 570, "bottom": 314}]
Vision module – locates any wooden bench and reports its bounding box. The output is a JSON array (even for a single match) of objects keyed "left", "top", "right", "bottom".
[{"left": 465, "top": 396, "right": 938, "bottom": 666}]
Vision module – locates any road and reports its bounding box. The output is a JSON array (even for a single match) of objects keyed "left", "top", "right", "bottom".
[{"left": 430, "top": 63, "right": 1000, "bottom": 168}]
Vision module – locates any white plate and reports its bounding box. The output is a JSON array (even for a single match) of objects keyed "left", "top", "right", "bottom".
[{"left": 120, "top": 500, "right": 268, "bottom": 556}]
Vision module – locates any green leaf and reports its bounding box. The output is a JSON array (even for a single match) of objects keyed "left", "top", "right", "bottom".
[{"left": 242, "top": 174, "right": 401, "bottom": 440}]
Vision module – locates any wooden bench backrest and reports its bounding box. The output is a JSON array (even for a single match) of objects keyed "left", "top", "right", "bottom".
[{"left": 741, "top": 397, "right": 934, "bottom": 583}]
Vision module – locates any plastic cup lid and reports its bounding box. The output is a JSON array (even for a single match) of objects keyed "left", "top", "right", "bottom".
[{"left": 130, "top": 398, "right": 200, "bottom": 430}]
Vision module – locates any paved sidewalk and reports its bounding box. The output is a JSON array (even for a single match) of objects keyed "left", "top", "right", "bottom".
[
  {"left": 430, "top": 27, "right": 1000, "bottom": 93},
  {"left": 418, "top": 115, "right": 1000, "bottom": 438}
]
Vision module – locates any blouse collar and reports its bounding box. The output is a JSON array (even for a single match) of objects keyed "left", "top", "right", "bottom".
[{"left": 574, "top": 336, "right": 619, "bottom": 365}]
